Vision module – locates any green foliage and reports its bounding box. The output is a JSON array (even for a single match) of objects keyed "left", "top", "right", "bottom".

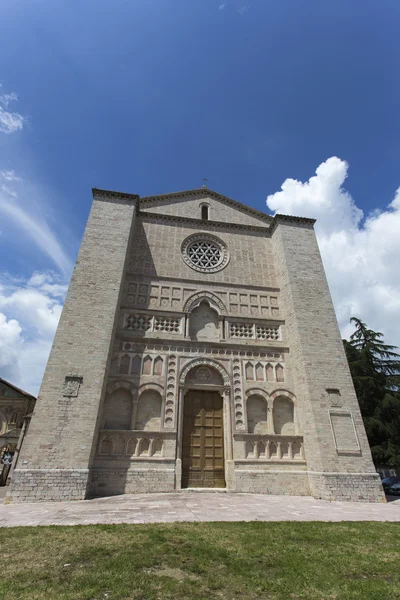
[{"left": 344, "top": 317, "right": 400, "bottom": 467}]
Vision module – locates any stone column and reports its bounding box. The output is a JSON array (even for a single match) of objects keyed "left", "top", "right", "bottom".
[
  {"left": 219, "top": 317, "right": 225, "bottom": 340},
  {"left": 271, "top": 216, "right": 384, "bottom": 502},
  {"left": 10, "top": 190, "right": 138, "bottom": 503},
  {"left": 174, "top": 387, "right": 185, "bottom": 490},
  {"left": 267, "top": 398, "right": 275, "bottom": 434},
  {"left": 223, "top": 387, "right": 235, "bottom": 489},
  {"left": 184, "top": 314, "right": 189, "bottom": 339}
]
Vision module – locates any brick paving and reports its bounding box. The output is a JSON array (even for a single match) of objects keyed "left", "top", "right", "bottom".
[{"left": 0, "top": 491, "right": 399, "bottom": 527}]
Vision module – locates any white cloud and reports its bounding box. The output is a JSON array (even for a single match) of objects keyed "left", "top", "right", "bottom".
[
  {"left": 0, "top": 89, "right": 24, "bottom": 134},
  {"left": 0, "top": 92, "right": 18, "bottom": 108},
  {"left": 0, "top": 173, "right": 73, "bottom": 275},
  {"left": 237, "top": 5, "right": 250, "bottom": 15},
  {"left": 0, "top": 170, "right": 20, "bottom": 182},
  {"left": 1, "top": 184, "right": 17, "bottom": 198},
  {"left": 218, "top": 3, "right": 226, "bottom": 9},
  {"left": 0, "top": 272, "right": 67, "bottom": 394},
  {"left": 0, "top": 313, "right": 22, "bottom": 382},
  {"left": 267, "top": 157, "right": 400, "bottom": 346}
]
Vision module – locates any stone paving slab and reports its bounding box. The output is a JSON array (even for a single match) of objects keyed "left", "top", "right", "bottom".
[{"left": 0, "top": 492, "right": 399, "bottom": 527}]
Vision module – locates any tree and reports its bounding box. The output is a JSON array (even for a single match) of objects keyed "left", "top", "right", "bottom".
[{"left": 344, "top": 318, "right": 400, "bottom": 467}]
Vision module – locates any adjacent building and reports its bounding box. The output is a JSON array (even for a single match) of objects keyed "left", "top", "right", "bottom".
[{"left": 0, "top": 378, "right": 36, "bottom": 486}]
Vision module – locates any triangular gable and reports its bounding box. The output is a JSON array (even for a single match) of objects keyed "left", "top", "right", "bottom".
[
  {"left": 140, "top": 188, "right": 273, "bottom": 227},
  {"left": 0, "top": 378, "right": 35, "bottom": 399}
]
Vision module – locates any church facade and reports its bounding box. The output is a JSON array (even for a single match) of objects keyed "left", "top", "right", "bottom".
[{"left": 10, "top": 188, "right": 385, "bottom": 502}]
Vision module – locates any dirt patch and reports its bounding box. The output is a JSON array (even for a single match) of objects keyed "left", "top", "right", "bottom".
[{"left": 144, "top": 565, "right": 199, "bottom": 581}]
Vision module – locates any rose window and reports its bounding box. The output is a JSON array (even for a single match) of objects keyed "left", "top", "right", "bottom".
[
  {"left": 181, "top": 234, "right": 229, "bottom": 273},
  {"left": 187, "top": 241, "right": 221, "bottom": 268}
]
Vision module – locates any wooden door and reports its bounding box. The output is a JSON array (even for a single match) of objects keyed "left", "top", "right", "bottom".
[{"left": 182, "top": 390, "right": 226, "bottom": 488}]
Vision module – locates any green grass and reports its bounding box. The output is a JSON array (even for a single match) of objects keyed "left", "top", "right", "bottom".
[{"left": 0, "top": 522, "right": 399, "bottom": 599}]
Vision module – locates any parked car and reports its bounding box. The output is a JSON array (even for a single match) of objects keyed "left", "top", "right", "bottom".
[
  {"left": 381, "top": 476, "right": 400, "bottom": 493},
  {"left": 388, "top": 482, "right": 400, "bottom": 496}
]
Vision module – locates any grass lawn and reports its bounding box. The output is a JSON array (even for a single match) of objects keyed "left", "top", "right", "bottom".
[{"left": 0, "top": 522, "right": 399, "bottom": 600}]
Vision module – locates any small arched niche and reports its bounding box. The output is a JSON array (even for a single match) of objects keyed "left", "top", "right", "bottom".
[
  {"left": 104, "top": 388, "right": 132, "bottom": 430},
  {"left": 273, "top": 396, "right": 295, "bottom": 435},
  {"left": 189, "top": 300, "right": 219, "bottom": 342},
  {"left": 135, "top": 389, "right": 162, "bottom": 431},
  {"left": 247, "top": 395, "right": 268, "bottom": 434}
]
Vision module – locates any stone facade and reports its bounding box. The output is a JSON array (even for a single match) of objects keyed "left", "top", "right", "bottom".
[
  {"left": 10, "top": 187, "right": 385, "bottom": 503},
  {"left": 0, "top": 378, "right": 36, "bottom": 486}
]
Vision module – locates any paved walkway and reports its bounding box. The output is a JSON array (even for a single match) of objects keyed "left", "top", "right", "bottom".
[{"left": 0, "top": 492, "right": 400, "bottom": 527}]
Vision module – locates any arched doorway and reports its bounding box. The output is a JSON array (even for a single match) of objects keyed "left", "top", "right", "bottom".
[{"left": 180, "top": 362, "right": 229, "bottom": 489}]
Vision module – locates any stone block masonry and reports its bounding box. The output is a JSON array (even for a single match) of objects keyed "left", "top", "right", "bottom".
[
  {"left": 10, "top": 191, "right": 138, "bottom": 502},
  {"left": 8, "top": 187, "right": 385, "bottom": 504},
  {"left": 271, "top": 218, "right": 385, "bottom": 502}
]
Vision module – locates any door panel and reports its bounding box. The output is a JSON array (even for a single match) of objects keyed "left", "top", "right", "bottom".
[{"left": 182, "top": 390, "right": 226, "bottom": 488}]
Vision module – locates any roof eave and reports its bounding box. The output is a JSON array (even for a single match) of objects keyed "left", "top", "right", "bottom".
[
  {"left": 269, "top": 213, "right": 316, "bottom": 233},
  {"left": 92, "top": 188, "right": 139, "bottom": 201},
  {"left": 0, "top": 377, "right": 36, "bottom": 400}
]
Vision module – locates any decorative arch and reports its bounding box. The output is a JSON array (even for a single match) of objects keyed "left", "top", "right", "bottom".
[
  {"left": 104, "top": 387, "right": 133, "bottom": 430},
  {"left": 255, "top": 362, "right": 264, "bottom": 381},
  {"left": 246, "top": 394, "right": 269, "bottom": 434},
  {"left": 183, "top": 290, "right": 227, "bottom": 315},
  {"left": 245, "top": 388, "right": 270, "bottom": 402},
  {"left": 139, "top": 438, "right": 150, "bottom": 456},
  {"left": 130, "top": 355, "right": 141, "bottom": 375},
  {"left": 127, "top": 437, "right": 137, "bottom": 455},
  {"left": 270, "top": 389, "right": 296, "bottom": 404},
  {"left": 271, "top": 389, "right": 296, "bottom": 436},
  {"left": 275, "top": 363, "right": 284, "bottom": 382},
  {"left": 99, "top": 436, "right": 112, "bottom": 455},
  {"left": 179, "top": 358, "right": 230, "bottom": 387},
  {"left": 119, "top": 354, "right": 130, "bottom": 374},
  {"left": 137, "top": 382, "right": 164, "bottom": 395},
  {"left": 113, "top": 435, "right": 125, "bottom": 455},
  {"left": 135, "top": 389, "right": 162, "bottom": 431},
  {"left": 153, "top": 356, "right": 164, "bottom": 376},
  {"left": 107, "top": 380, "right": 136, "bottom": 399},
  {"left": 152, "top": 437, "right": 163, "bottom": 456},
  {"left": 245, "top": 362, "right": 254, "bottom": 381},
  {"left": 266, "top": 363, "right": 274, "bottom": 382},
  {"left": 142, "top": 355, "right": 152, "bottom": 375}
]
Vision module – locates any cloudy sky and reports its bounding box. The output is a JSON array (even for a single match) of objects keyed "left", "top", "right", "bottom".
[{"left": 1, "top": 0, "right": 400, "bottom": 394}]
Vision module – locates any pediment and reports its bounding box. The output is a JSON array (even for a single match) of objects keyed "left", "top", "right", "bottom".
[
  {"left": 0, "top": 378, "right": 35, "bottom": 400},
  {"left": 140, "top": 188, "right": 273, "bottom": 227}
]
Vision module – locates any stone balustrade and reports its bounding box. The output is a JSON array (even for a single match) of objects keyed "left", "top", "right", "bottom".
[
  {"left": 97, "top": 429, "right": 175, "bottom": 458},
  {"left": 234, "top": 434, "right": 305, "bottom": 461}
]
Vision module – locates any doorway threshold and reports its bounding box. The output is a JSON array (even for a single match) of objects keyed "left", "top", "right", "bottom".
[{"left": 181, "top": 488, "right": 229, "bottom": 493}]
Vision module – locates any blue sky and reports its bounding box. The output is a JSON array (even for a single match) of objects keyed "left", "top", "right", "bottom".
[{"left": 1, "top": 0, "right": 400, "bottom": 393}]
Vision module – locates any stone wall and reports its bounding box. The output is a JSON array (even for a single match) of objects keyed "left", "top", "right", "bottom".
[
  {"left": 10, "top": 191, "right": 138, "bottom": 502},
  {"left": 308, "top": 472, "right": 384, "bottom": 503},
  {"left": 127, "top": 217, "right": 277, "bottom": 288},
  {"left": 235, "top": 468, "right": 309, "bottom": 496},
  {"left": 271, "top": 219, "right": 385, "bottom": 502},
  {"left": 90, "top": 463, "right": 176, "bottom": 497}
]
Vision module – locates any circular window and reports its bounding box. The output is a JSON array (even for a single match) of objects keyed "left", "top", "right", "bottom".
[{"left": 181, "top": 234, "right": 229, "bottom": 273}]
